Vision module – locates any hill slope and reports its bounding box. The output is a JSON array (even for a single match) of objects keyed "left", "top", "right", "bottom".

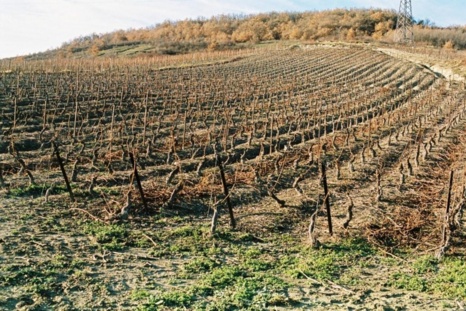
[{"left": 20, "top": 8, "right": 466, "bottom": 60}]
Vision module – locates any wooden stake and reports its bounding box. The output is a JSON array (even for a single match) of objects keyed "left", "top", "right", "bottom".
[
  {"left": 0, "top": 164, "right": 5, "bottom": 188},
  {"left": 321, "top": 160, "right": 333, "bottom": 235},
  {"left": 52, "top": 142, "right": 74, "bottom": 202},
  {"left": 129, "top": 153, "right": 148, "bottom": 211},
  {"left": 216, "top": 154, "right": 236, "bottom": 229},
  {"left": 438, "top": 170, "right": 455, "bottom": 258},
  {"left": 446, "top": 170, "right": 454, "bottom": 217}
]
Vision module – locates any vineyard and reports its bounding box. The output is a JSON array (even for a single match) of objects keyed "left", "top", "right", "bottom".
[{"left": 1, "top": 44, "right": 466, "bottom": 309}]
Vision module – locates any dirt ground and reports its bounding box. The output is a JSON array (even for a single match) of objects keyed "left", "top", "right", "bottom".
[{"left": 1, "top": 192, "right": 465, "bottom": 310}]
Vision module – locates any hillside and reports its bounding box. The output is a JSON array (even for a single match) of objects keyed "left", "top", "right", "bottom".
[
  {"left": 19, "top": 8, "right": 466, "bottom": 60},
  {"left": 2, "top": 7, "right": 466, "bottom": 310},
  {"left": 1, "top": 43, "right": 466, "bottom": 309}
]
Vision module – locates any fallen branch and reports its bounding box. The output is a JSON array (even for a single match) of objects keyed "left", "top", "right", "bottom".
[
  {"left": 142, "top": 233, "right": 158, "bottom": 248},
  {"left": 70, "top": 207, "right": 105, "bottom": 223}
]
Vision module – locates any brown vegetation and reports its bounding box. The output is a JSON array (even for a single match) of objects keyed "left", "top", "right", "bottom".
[
  {"left": 1, "top": 46, "right": 465, "bottom": 254},
  {"left": 7, "top": 8, "right": 463, "bottom": 61}
]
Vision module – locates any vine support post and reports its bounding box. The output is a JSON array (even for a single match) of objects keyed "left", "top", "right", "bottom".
[
  {"left": 438, "top": 170, "right": 455, "bottom": 258},
  {"left": 129, "top": 153, "right": 148, "bottom": 211},
  {"left": 216, "top": 154, "right": 236, "bottom": 229},
  {"left": 321, "top": 160, "right": 333, "bottom": 235},
  {"left": 52, "top": 142, "right": 75, "bottom": 202}
]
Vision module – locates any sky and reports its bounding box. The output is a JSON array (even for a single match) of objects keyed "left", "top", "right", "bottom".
[{"left": 0, "top": 0, "right": 464, "bottom": 59}]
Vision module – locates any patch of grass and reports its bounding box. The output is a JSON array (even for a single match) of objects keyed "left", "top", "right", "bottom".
[
  {"left": 50, "top": 254, "right": 68, "bottom": 269},
  {"left": 332, "top": 237, "right": 378, "bottom": 257},
  {"left": 40, "top": 216, "right": 68, "bottom": 232},
  {"left": 1, "top": 262, "right": 65, "bottom": 298},
  {"left": 148, "top": 224, "right": 216, "bottom": 257},
  {"left": 432, "top": 257, "right": 466, "bottom": 298},
  {"left": 293, "top": 249, "right": 342, "bottom": 280},
  {"left": 339, "top": 266, "right": 365, "bottom": 286},
  {"left": 82, "top": 221, "right": 129, "bottom": 250},
  {"left": 71, "top": 268, "right": 92, "bottom": 282},
  {"left": 70, "top": 258, "right": 86, "bottom": 269},
  {"left": 95, "top": 186, "right": 121, "bottom": 196},
  {"left": 181, "top": 262, "right": 289, "bottom": 310},
  {"left": 8, "top": 183, "right": 68, "bottom": 197},
  {"left": 201, "top": 266, "right": 246, "bottom": 289},
  {"left": 131, "top": 289, "right": 151, "bottom": 301},
  {"left": 241, "top": 247, "right": 262, "bottom": 258},
  {"left": 198, "top": 273, "right": 289, "bottom": 310},
  {"left": 137, "top": 291, "right": 195, "bottom": 310},
  {"left": 413, "top": 255, "right": 438, "bottom": 274},
  {"left": 183, "top": 256, "right": 219, "bottom": 274},
  {"left": 242, "top": 258, "right": 272, "bottom": 272},
  {"left": 385, "top": 254, "right": 466, "bottom": 298},
  {"left": 25, "top": 277, "right": 59, "bottom": 297},
  {"left": 158, "top": 291, "right": 195, "bottom": 307},
  {"left": 236, "top": 246, "right": 273, "bottom": 272},
  {"left": 133, "top": 235, "right": 153, "bottom": 248},
  {"left": 231, "top": 278, "right": 266, "bottom": 307},
  {"left": 169, "top": 225, "right": 204, "bottom": 238},
  {"left": 387, "top": 272, "right": 428, "bottom": 292},
  {"left": 1, "top": 265, "right": 45, "bottom": 286},
  {"left": 287, "top": 238, "right": 377, "bottom": 282},
  {"left": 278, "top": 239, "right": 377, "bottom": 285}
]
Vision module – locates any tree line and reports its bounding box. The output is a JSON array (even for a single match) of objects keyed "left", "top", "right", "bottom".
[{"left": 32, "top": 9, "right": 466, "bottom": 58}]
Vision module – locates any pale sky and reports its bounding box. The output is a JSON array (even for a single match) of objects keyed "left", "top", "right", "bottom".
[{"left": 0, "top": 0, "right": 464, "bottom": 59}]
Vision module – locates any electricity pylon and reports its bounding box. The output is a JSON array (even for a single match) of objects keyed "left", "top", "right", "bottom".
[{"left": 395, "top": 0, "right": 414, "bottom": 44}]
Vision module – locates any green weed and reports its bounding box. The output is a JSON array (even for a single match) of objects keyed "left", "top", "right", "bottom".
[
  {"left": 201, "top": 266, "right": 246, "bottom": 289},
  {"left": 137, "top": 291, "right": 195, "bottom": 310},
  {"left": 183, "top": 256, "right": 219, "bottom": 274},
  {"left": 388, "top": 272, "right": 428, "bottom": 292},
  {"left": 432, "top": 257, "right": 466, "bottom": 298},
  {"left": 82, "top": 222, "right": 129, "bottom": 250},
  {"left": 131, "top": 289, "right": 151, "bottom": 301},
  {"left": 8, "top": 183, "right": 68, "bottom": 197},
  {"left": 413, "top": 255, "right": 438, "bottom": 274},
  {"left": 170, "top": 225, "right": 204, "bottom": 238},
  {"left": 283, "top": 238, "right": 377, "bottom": 284},
  {"left": 385, "top": 255, "right": 466, "bottom": 298},
  {"left": 1, "top": 262, "right": 64, "bottom": 298}
]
